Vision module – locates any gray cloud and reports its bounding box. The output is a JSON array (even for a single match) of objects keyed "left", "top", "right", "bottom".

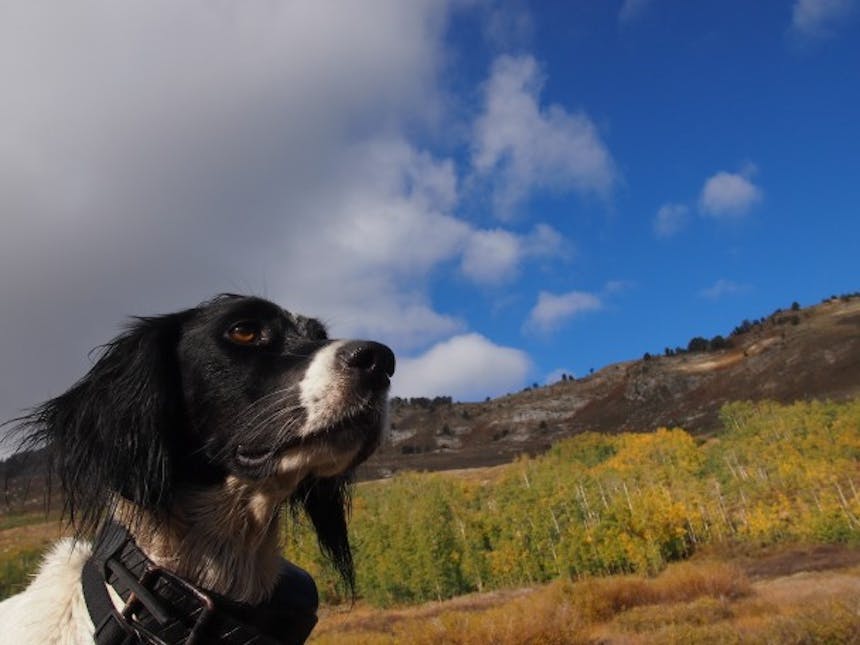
[
  {"left": 790, "top": 0, "right": 856, "bottom": 38},
  {"left": 699, "top": 279, "right": 752, "bottom": 300},
  {"left": 619, "top": 0, "right": 654, "bottom": 23},
  {"left": 653, "top": 203, "right": 689, "bottom": 238},
  {"left": 699, "top": 169, "right": 763, "bottom": 217},
  {"left": 0, "top": 1, "right": 460, "bottom": 434}
]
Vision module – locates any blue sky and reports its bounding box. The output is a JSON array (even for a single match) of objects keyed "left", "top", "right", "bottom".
[
  {"left": 0, "top": 1, "right": 858, "bottom": 423},
  {"left": 429, "top": 0, "right": 860, "bottom": 389}
]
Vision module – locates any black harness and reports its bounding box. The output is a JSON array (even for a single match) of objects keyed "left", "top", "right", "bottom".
[{"left": 81, "top": 521, "right": 319, "bottom": 645}]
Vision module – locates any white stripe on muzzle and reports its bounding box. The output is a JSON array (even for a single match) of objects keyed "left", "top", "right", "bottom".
[{"left": 297, "top": 340, "right": 347, "bottom": 436}]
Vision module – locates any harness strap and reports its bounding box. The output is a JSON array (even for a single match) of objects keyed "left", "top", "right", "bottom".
[
  {"left": 82, "top": 556, "right": 136, "bottom": 644},
  {"left": 82, "top": 521, "right": 318, "bottom": 645}
]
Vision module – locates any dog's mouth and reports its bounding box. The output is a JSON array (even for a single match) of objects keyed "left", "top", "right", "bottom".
[
  {"left": 235, "top": 446, "right": 277, "bottom": 469},
  {"left": 234, "top": 407, "right": 384, "bottom": 476}
]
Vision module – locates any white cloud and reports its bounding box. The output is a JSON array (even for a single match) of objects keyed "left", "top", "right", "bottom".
[
  {"left": 523, "top": 223, "right": 566, "bottom": 256},
  {"left": 653, "top": 203, "right": 689, "bottom": 237},
  {"left": 392, "top": 333, "right": 532, "bottom": 400},
  {"left": 461, "top": 229, "right": 522, "bottom": 284},
  {"left": 699, "top": 279, "right": 751, "bottom": 300},
  {"left": 460, "top": 223, "right": 564, "bottom": 285},
  {"left": 604, "top": 279, "right": 634, "bottom": 294},
  {"left": 324, "top": 139, "right": 467, "bottom": 276},
  {"left": 483, "top": 1, "right": 534, "bottom": 49},
  {"left": 260, "top": 136, "right": 482, "bottom": 350},
  {"left": 619, "top": 0, "right": 653, "bottom": 23},
  {"left": 699, "top": 169, "right": 763, "bottom": 217},
  {"left": 472, "top": 55, "right": 617, "bottom": 218},
  {"left": 790, "top": 0, "right": 856, "bottom": 38},
  {"left": 525, "top": 290, "right": 603, "bottom": 333}
]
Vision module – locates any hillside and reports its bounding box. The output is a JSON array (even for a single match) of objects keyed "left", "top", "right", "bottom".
[
  {"left": 2, "top": 296, "right": 858, "bottom": 497},
  {"left": 360, "top": 295, "right": 860, "bottom": 478},
  {"left": 285, "top": 398, "right": 860, "bottom": 607}
]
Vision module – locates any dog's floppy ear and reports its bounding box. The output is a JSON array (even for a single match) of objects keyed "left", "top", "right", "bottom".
[
  {"left": 14, "top": 312, "right": 189, "bottom": 535},
  {"left": 292, "top": 475, "right": 355, "bottom": 595}
]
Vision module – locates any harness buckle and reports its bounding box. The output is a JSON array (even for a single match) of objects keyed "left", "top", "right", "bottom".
[{"left": 114, "top": 562, "right": 216, "bottom": 645}]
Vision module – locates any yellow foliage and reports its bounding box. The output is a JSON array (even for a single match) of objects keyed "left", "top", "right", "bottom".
[{"left": 286, "top": 399, "right": 860, "bottom": 607}]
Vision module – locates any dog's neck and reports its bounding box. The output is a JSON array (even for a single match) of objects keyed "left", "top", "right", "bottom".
[{"left": 114, "top": 474, "right": 301, "bottom": 604}]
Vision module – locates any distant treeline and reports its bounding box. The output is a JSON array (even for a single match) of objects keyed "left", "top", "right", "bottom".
[
  {"left": 389, "top": 396, "right": 453, "bottom": 409},
  {"left": 386, "top": 292, "right": 860, "bottom": 399},
  {"left": 645, "top": 291, "right": 860, "bottom": 361},
  {"left": 286, "top": 399, "right": 860, "bottom": 607}
]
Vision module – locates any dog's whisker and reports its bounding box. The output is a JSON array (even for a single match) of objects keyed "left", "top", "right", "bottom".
[
  {"left": 233, "top": 395, "right": 300, "bottom": 434},
  {"left": 273, "top": 414, "right": 307, "bottom": 446},
  {"left": 236, "top": 384, "right": 301, "bottom": 419},
  {"left": 241, "top": 404, "right": 304, "bottom": 444}
]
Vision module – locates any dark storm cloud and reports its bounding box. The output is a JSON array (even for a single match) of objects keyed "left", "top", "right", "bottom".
[{"left": 0, "top": 1, "right": 455, "bottom": 446}]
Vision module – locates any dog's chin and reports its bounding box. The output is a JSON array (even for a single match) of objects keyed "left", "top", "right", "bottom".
[{"left": 232, "top": 409, "right": 384, "bottom": 482}]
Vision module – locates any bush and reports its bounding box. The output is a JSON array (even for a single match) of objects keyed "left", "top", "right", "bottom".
[
  {"left": 688, "top": 337, "right": 709, "bottom": 352},
  {"left": 709, "top": 335, "right": 729, "bottom": 351}
]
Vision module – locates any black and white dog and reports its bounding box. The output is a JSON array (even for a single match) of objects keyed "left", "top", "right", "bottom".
[{"left": 0, "top": 294, "right": 394, "bottom": 644}]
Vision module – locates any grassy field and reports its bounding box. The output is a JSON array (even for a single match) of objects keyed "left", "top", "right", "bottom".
[
  {"left": 311, "top": 547, "right": 860, "bottom": 644},
  {"left": 3, "top": 512, "right": 859, "bottom": 642},
  {"left": 0, "top": 517, "right": 66, "bottom": 600},
  {"left": 1, "top": 399, "right": 858, "bottom": 641},
  {"left": 2, "top": 519, "right": 858, "bottom": 642}
]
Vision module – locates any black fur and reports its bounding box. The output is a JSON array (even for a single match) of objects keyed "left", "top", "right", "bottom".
[
  {"left": 9, "top": 294, "right": 392, "bottom": 594},
  {"left": 291, "top": 475, "right": 355, "bottom": 593},
  {"left": 13, "top": 311, "right": 192, "bottom": 536}
]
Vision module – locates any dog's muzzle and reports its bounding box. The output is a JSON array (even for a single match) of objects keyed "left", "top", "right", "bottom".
[{"left": 234, "top": 339, "right": 395, "bottom": 476}]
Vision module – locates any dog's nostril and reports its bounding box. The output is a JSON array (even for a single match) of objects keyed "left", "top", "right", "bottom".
[
  {"left": 345, "top": 342, "right": 396, "bottom": 378},
  {"left": 347, "top": 346, "right": 376, "bottom": 371}
]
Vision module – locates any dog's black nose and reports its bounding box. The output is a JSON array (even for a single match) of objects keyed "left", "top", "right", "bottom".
[{"left": 343, "top": 341, "right": 396, "bottom": 380}]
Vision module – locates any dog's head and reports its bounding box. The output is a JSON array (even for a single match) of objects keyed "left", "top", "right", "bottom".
[{"left": 15, "top": 294, "right": 394, "bottom": 589}]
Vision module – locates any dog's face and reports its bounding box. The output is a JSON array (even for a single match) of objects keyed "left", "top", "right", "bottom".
[{"left": 178, "top": 295, "right": 394, "bottom": 484}]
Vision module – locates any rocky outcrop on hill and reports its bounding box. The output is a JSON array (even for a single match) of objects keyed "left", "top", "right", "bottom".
[{"left": 360, "top": 297, "right": 860, "bottom": 478}]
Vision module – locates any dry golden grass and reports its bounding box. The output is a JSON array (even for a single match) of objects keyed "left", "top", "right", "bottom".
[
  {"left": 311, "top": 557, "right": 860, "bottom": 645},
  {"left": 727, "top": 569, "right": 860, "bottom": 645},
  {"left": 570, "top": 560, "right": 750, "bottom": 624},
  {"left": 0, "top": 518, "right": 63, "bottom": 556},
  {"left": 311, "top": 560, "right": 751, "bottom": 644},
  {"left": 313, "top": 581, "right": 588, "bottom": 645},
  {"left": 0, "top": 517, "right": 66, "bottom": 600}
]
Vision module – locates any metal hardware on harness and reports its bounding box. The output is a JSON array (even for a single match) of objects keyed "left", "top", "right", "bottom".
[
  {"left": 116, "top": 564, "right": 216, "bottom": 645},
  {"left": 107, "top": 559, "right": 172, "bottom": 625}
]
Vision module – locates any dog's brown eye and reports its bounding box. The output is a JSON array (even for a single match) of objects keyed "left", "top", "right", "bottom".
[{"left": 227, "top": 322, "right": 261, "bottom": 345}]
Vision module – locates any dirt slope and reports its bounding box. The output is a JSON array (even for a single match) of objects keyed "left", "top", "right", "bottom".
[{"left": 361, "top": 296, "right": 860, "bottom": 478}]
